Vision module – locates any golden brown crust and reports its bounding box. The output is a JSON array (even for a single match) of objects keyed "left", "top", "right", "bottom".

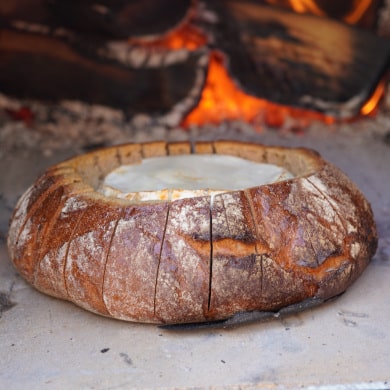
[
  {"left": 155, "top": 196, "right": 211, "bottom": 323},
  {"left": 7, "top": 141, "right": 378, "bottom": 324},
  {"left": 103, "top": 202, "right": 169, "bottom": 321}
]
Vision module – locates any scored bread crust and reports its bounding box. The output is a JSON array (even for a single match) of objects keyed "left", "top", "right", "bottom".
[{"left": 7, "top": 141, "right": 378, "bottom": 324}]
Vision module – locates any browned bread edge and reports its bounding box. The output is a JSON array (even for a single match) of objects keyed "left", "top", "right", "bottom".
[{"left": 7, "top": 141, "right": 378, "bottom": 324}]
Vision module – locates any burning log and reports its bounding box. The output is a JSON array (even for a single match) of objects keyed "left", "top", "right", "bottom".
[
  {"left": 263, "top": 0, "right": 381, "bottom": 28},
  {"left": 0, "top": 0, "right": 389, "bottom": 126},
  {"left": 213, "top": 1, "right": 390, "bottom": 119},
  {"left": 0, "top": 29, "right": 206, "bottom": 120}
]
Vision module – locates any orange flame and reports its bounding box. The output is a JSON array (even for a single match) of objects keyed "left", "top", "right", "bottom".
[
  {"left": 360, "top": 78, "right": 386, "bottom": 116},
  {"left": 268, "top": 0, "right": 374, "bottom": 25},
  {"left": 182, "top": 51, "right": 334, "bottom": 128},
  {"left": 126, "top": 2, "right": 383, "bottom": 128}
]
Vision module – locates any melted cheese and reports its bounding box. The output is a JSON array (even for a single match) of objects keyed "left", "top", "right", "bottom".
[{"left": 100, "top": 154, "right": 293, "bottom": 201}]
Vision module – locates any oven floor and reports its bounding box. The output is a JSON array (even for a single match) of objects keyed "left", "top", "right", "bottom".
[{"left": 1, "top": 117, "right": 389, "bottom": 389}]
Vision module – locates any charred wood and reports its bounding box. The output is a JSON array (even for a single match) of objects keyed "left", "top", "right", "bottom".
[
  {"left": 0, "top": 29, "right": 205, "bottom": 117},
  {"left": 213, "top": 1, "right": 390, "bottom": 118},
  {"left": 0, "top": 0, "right": 389, "bottom": 122},
  {"left": 0, "top": 0, "right": 193, "bottom": 39}
]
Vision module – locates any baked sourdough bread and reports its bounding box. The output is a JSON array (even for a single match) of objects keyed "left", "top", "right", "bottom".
[{"left": 7, "top": 141, "right": 377, "bottom": 324}]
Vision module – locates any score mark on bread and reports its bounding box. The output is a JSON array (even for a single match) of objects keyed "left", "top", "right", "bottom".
[{"left": 7, "top": 141, "right": 377, "bottom": 325}]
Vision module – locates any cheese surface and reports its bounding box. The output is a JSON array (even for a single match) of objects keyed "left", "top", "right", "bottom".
[{"left": 100, "top": 154, "right": 293, "bottom": 201}]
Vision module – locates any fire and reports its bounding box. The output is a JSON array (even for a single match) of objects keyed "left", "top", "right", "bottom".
[
  {"left": 341, "top": 0, "right": 374, "bottom": 24},
  {"left": 360, "top": 78, "right": 387, "bottom": 116},
  {"left": 268, "top": 0, "right": 374, "bottom": 25},
  {"left": 182, "top": 51, "right": 334, "bottom": 128},
  {"left": 125, "top": 1, "right": 383, "bottom": 128}
]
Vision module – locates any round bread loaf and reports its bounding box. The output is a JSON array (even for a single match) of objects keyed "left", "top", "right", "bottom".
[{"left": 7, "top": 141, "right": 377, "bottom": 324}]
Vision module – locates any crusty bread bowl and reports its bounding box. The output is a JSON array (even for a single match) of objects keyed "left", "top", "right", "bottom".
[{"left": 7, "top": 141, "right": 377, "bottom": 324}]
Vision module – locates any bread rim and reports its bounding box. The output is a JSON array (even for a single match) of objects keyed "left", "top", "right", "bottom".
[{"left": 7, "top": 140, "right": 378, "bottom": 325}]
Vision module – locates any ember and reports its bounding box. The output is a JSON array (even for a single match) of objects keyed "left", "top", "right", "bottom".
[
  {"left": 266, "top": 0, "right": 377, "bottom": 25},
  {"left": 182, "top": 51, "right": 334, "bottom": 128},
  {"left": 360, "top": 78, "right": 387, "bottom": 117},
  {"left": 127, "top": 3, "right": 207, "bottom": 50},
  {"left": 128, "top": 22, "right": 206, "bottom": 51}
]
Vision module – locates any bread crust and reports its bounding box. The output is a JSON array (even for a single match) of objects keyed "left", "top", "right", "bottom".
[{"left": 7, "top": 141, "right": 378, "bottom": 324}]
